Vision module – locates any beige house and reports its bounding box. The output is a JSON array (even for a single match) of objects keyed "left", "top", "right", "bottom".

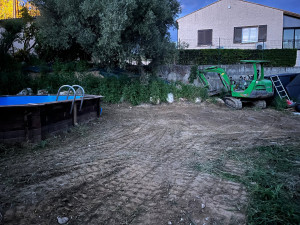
[{"left": 177, "top": 0, "right": 300, "bottom": 50}]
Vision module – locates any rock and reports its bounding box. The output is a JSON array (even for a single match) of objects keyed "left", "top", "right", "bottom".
[
  {"left": 195, "top": 97, "right": 202, "bottom": 104},
  {"left": 193, "top": 78, "right": 202, "bottom": 87},
  {"left": 176, "top": 84, "right": 182, "bottom": 90},
  {"left": 28, "top": 72, "right": 41, "bottom": 79},
  {"left": 57, "top": 216, "right": 69, "bottom": 224},
  {"left": 37, "top": 89, "right": 48, "bottom": 95},
  {"left": 88, "top": 71, "right": 104, "bottom": 78},
  {"left": 4, "top": 209, "right": 14, "bottom": 219},
  {"left": 183, "top": 73, "right": 190, "bottom": 83},
  {"left": 215, "top": 98, "right": 225, "bottom": 105},
  {"left": 167, "top": 72, "right": 179, "bottom": 81},
  {"left": 167, "top": 93, "right": 174, "bottom": 103},
  {"left": 60, "top": 91, "right": 72, "bottom": 95},
  {"left": 17, "top": 88, "right": 33, "bottom": 95},
  {"left": 74, "top": 71, "right": 104, "bottom": 78},
  {"left": 179, "top": 98, "right": 187, "bottom": 102},
  {"left": 150, "top": 97, "right": 160, "bottom": 105}
]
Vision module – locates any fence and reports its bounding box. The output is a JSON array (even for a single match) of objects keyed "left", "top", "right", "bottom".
[{"left": 178, "top": 38, "right": 299, "bottom": 50}]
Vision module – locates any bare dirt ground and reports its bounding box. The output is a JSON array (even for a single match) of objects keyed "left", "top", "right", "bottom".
[{"left": 1, "top": 102, "right": 300, "bottom": 225}]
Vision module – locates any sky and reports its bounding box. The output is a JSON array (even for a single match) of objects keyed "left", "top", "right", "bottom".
[{"left": 170, "top": 0, "right": 300, "bottom": 42}]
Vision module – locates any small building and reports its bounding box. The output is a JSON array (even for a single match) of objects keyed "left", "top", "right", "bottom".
[{"left": 177, "top": 0, "right": 300, "bottom": 50}]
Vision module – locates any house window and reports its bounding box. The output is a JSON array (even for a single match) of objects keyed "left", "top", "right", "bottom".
[
  {"left": 283, "top": 28, "right": 300, "bottom": 49},
  {"left": 242, "top": 27, "right": 258, "bottom": 43},
  {"left": 198, "top": 29, "right": 212, "bottom": 46},
  {"left": 234, "top": 25, "right": 267, "bottom": 43}
]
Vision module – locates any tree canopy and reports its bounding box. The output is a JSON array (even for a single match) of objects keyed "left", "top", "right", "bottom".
[{"left": 32, "top": 0, "right": 181, "bottom": 67}]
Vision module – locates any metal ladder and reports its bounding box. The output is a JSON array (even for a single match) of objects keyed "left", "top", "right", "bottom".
[
  {"left": 56, "top": 85, "right": 85, "bottom": 114},
  {"left": 270, "top": 76, "right": 290, "bottom": 100}
]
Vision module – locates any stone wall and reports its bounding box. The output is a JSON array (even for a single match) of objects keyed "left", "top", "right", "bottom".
[{"left": 157, "top": 64, "right": 300, "bottom": 91}]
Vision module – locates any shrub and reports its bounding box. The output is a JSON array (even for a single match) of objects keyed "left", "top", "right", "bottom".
[
  {"left": 172, "top": 82, "right": 208, "bottom": 101},
  {"left": 0, "top": 70, "right": 31, "bottom": 95},
  {"left": 98, "top": 77, "right": 130, "bottom": 103},
  {"left": 189, "top": 65, "right": 198, "bottom": 83},
  {"left": 178, "top": 49, "right": 297, "bottom": 67},
  {"left": 149, "top": 80, "right": 170, "bottom": 103},
  {"left": 271, "top": 96, "right": 287, "bottom": 111},
  {"left": 123, "top": 81, "right": 149, "bottom": 105},
  {"left": 53, "top": 60, "right": 89, "bottom": 73},
  {"left": 0, "top": 53, "right": 31, "bottom": 95}
]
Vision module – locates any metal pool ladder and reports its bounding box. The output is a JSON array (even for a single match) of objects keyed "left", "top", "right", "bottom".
[{"left": 56, "top": 85, "right": 85, "bottom": 114}]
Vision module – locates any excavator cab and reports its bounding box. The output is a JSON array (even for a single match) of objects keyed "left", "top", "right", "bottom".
[{"left": 234, "top": 60, "right": 273, "bottom": 99}]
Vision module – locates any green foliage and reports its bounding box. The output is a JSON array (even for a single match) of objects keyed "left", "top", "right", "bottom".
[
  {"left": 16, "top": 7, "right": 38, "bottom": 62},
  {"left": 0, "top": 21, "right": 30, "bottom": 95},
  {"left": 0, "top": 7, "right": 37, "bottom": 62},
  {"left": 0, "top": 69, "right": 32, "bottom": 95},
  {"left": 0, "top": 53, "right": 208, "bottom": 104},
  {"left": 97, "top": 77, "right": 130, "bottom": 103},
  {"left": 271, "top": 96, "right": 288, "bottom": 111},
  {"left": 188, "top": 65, "right": 198, "bottom": 83},
  {"left": 0, "top": 18, "right": 25, "bottom": 54},
  {"left": 32, "top": 0, "right": 180, "bottom": 67},
  {"left": 178, "top": 49, "right": 297, "bottom": 67},
  {"left": 52, "top": 60, "right": 89, "bottom": 73},
  {"left": 172, "top": 83, "right": 208, "bottom": 101},
  {"left": 191, "top": 145, "right": 300, "bottom": 224},
  {"left": 0, "top": 7, "right": 40, "bottom": 95},
  {"left": 123, "top": 81, "right": 149, "bottom": 105},
  {"left": 246, "top": 146, "right": 300, "bottom": 224},
  {"left": 149, "top": 80, "right": 170, "bottom": 103}
]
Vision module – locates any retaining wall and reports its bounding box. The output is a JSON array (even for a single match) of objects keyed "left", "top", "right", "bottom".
[{"left": 157, "top": 64, "right": 300, "bottom": 90}]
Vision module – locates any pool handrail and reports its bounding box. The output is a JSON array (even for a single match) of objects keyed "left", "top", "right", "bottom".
[
  {"left": 71, "top": 85, "right": 85, "bottom": 111},
  {"left": 56, "top": 85, "right": 77, "bottom": 114}
]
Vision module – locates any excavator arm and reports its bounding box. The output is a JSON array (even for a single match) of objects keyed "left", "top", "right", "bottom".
[{"left": 196, "top": 66, "right": 231, "bottom": 93}]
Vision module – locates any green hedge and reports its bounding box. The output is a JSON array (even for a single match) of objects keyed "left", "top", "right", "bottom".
[{"left": 178, "top": 49, "right": 297, "bottom": 67}]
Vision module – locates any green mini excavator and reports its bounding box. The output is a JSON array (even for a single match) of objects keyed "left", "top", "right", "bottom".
[{"left": 197, "top": 60, "right": 274, "bottom": 109}]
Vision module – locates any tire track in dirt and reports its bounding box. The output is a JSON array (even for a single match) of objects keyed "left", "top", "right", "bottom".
[{"left": 1, "top": 103, "right": 300, "bottom": 225}]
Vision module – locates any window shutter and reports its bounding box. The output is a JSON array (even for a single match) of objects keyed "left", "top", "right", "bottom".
[
  {"left": 258, "top": 25, "right": 267, "bottom": 42},
  {"left": 198, "top": 29, "right": 212, "bottom": 45},
  {"left": 198, "top": 30, "right": 205, "bottom": 45},
  {"left": 234, "top": 27, "right": 242, "bottom": 43},
  {"left": 205, "top": 29, "right": 212, "bottom": 45}
]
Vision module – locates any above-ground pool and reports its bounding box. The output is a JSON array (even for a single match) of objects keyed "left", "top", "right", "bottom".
[{"left": 0, "top": 95, "right": 103, "bottom": 143}]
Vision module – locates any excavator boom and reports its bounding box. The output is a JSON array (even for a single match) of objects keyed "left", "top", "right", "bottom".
[{"left": 197, "top": 66, "right": 231, "bottom": 92}]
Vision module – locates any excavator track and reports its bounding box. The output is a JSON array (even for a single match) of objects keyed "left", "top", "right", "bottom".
[
  {"left": 253, "top": 100, "right": 267, "bottom": 109},
  {"left": 224, "top": 97, "right": 242, "bottom": 110}
]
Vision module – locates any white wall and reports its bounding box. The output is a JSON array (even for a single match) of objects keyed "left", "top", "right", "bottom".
[{"left": 296, "top": 50, "right": 300, "bottom": 67}]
